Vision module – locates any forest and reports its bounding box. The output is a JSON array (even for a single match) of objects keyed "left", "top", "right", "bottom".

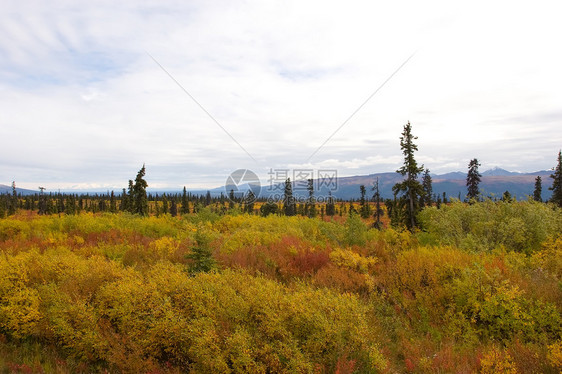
[{"left": 1, "top": 123, "right": 562, "bottom": 373}]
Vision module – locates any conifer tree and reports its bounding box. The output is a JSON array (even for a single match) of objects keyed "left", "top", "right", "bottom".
[
  {"left": 6, "top": 182, "right": 18, "bottom": 216},
  {"left": 133, "top": 165, "right": 148, "bottom": 215},
  {"left": 466, "top": 158, "right": 482, "bottom": 201},
  {"left": 162, "top": 193, "right": 169, "bottom": 214},
  {"left": 306, "top": 179, "right": 317, "bottom": 218},
  {"left": 244, "top": 191, "right": 255, "bottom": 214},
  {"left": 392, "top": 122, "right": 424, "bottom": 230},
  {"left": 127, "top": 180, "right": 135, "bottom": 213},
  {"left": 421, "top": 169, "right": 433, "bottom": 207},
  {"left": 372, "top": 178, "right": 383, "bottom": 229},
  {"left": 181, "top": 186, "right": 190, "bottom": 214},
  {"left": 186, "top": 230, "right": 216, "bottom": 274},
  {"left": 359, "top": 185, "right": 370, "bottom": 219},
  {"left": 533, "top": 176, "right": 542, "bottom": 202},
  {"left": 549, "top": 150, "right": 562, "bottom": 207},
  {"left": 283, "top": 178, "right": 296, "bottom": 216},
  {"left": 109, "top": 191, "right": 117, "bottom": 213},
  {"left": 326, "top": 191, "right": 336, "bottom": 217},
  {"left": 170, "top": 200, "right": 178, "bottom": 217}
]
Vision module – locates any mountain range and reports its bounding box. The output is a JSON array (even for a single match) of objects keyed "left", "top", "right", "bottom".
[
  {"left": 1, "top": 167, "right": 554, "bottom": 201},
  {"left": 219, "top": 167, "right": 553, "bottom": 201}
]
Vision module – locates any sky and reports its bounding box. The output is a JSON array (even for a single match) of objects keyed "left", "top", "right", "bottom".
[{"left": 1, "top": 0, "right": 561, "bottom": 191}]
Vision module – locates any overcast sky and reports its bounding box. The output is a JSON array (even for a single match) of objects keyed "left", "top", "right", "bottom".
[{"left": 1, "top": 0, "right": 561, "bottom": 191}]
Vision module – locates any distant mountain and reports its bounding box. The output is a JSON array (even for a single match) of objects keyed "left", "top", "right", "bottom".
[
  {"left": 481, "top": 167, "right": 519, "bottom": 177},
  {"left": 252, "top": 169, "right": 554, "bottom": 201},
  {"left": 0, "top": 184, "right": 38, "bottom": 196}
]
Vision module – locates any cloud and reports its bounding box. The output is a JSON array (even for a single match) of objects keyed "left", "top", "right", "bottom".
[{"left": 1, "top": 0, "right": 561, "bottom": 190}]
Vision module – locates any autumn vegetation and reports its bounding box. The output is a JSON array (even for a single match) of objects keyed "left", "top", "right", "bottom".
[{"left": 0, "top": 198, "right": 561, "bottom": 373}]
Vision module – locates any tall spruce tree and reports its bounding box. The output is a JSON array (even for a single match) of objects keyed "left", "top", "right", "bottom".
[
  {"left": 283, "top": 178, "right": 296, "bottom": 216},
  {"left": 133, "top": 164, "right": 148, "bottom": 215},
  {"left": 127, "top": 180, "right": 135, "bottom": 213},
  {"left": 421, "top": 169, "right": 433, "bottom": 207},
  {"left": 533, "top": 176, "right": 542, "bottom": 202},
  {"left": 181, "top": 186, "right": 190, "bottom": 214},
  {"left": 549, "top": 150, "right": 562, "bottom": 207},
  {"left": 109, "top": 191, "right": 117, "bottom": 213},
  {"left": 466, "top": 158, "right": 482, "bottom": 201},
  {"left": 8, "top": 182, "right": 17, "bottom": 215},
  {"left": 306, "top": 179, "right": 316, "bottom": 218},
  {"left": 392, "top": 122, "right": 424, "bottom": 230},
  {"left": 326, "top": 191, "right": 335, "bottom": 217},
  {"left": 372, "top": 177, "right": 383, "bottom": 229},
  {"left": 359, "top": 185, "right": 370, "bottom": 219},
  {"left": 170, "top": 200, "right": 178, "bottom": 217}
]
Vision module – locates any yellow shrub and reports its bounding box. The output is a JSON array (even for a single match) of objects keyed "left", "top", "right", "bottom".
[
  {"left": 480, "top": 348, "right": 517, "bottom": 374},
  {"left": 548, "top": 340, "right": 562, "bottom": 369},
  {"left": 330, "top": 248, "right": 377, "bottom": 273}
]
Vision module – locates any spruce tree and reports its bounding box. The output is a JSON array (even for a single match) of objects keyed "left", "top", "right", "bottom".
[
  {"left": 421, "top": 169, "right": 433, "bottom": 207},
  {"left": 283, "top": 178, "right": 296, "bottom": 216},
  {"left": 372, "top": 178, "right": 383, "bottom": 229},
  {"left": 186, "top": 230, "right": 216, "bottom": 274},
  {"left": 181, "top": 186, "right": 190, "bottom": 214},
  {"left": 466, "top": 158, "right": 482, "bottom": 201},
  {"left": 170, "top": 200, "right": 178, "bottom": 217},
  {"left": 109, "top": 191, "right": 117, "bottom": 213},
  {"left": 306, "top": 179, "right": 316, "bottom": 218},
  {"left": 10, "top": 182, "right": 18, "bottom": 215},
  {"left": 533, "top": 176, "right": 542, "bottom": 202},
  {"left": 359, "top": 185, "right": 370, "bottom": 219},
  {"left": 392, "top": 122, "right": 424, "bottom": 230},
  {"left": 127, "top": 180, "right": 135, "bottom": 213},
  {"left": 549, "top": 150, "right": 562, "bottom": 207},
  {"left": 244, "top": 190, "right": 255, "bottom": 214},
  {"left": 162, "top": 193, "right": 169, "bottom": 214},
  {"left": 133, "top": 165, "right": 148, "bottom": 215},
  {"left": 326, "top": 191, "right": 336, "bottom": 217}
]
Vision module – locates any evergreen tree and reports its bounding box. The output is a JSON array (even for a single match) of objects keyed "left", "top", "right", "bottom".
[
  {"left": 372, "top": 178, "right": 383, "bottom": 229},
  {"left": 0, "top": 196, "right": 6, "bottom": 218},
  {"left": 421, "top": 169, "right": 433, "bottom": 207},
  {"left": 170, "top": 200, "right": 178, "bottom": 217},
  {"left": 162, "top": 193, "right": 169, "bottom": 214},
  {"left": 205, "top": 191, "right": 211, "bottom": 206},
  {"left": 549, "top": 150, "right": 562, "bottom": 207},
  {"left": 260, "top": 201, "right": 279, "bottom": 216},
  {"left": 38, "top": 187, "right": 47, "bottom": 215},
  {"left": 181, "top": 186, "right": 190, "bottom": 214},
  {"left": 283, "top": 178, "right": 296, "bottom": 216},
  {"left": 533, "top": 176, "right": 542, "bottom": 202},
  {"left": 109, "top": 191, "right": 117, "bottom": 213},
  {"left": 244, "top": 190, "right": 255, "bottom": 214},
  {"left": 127, "top": 180, "right": 135, "bottom": 213},
  {"left": 133, "top": 165, "right": 148, "bottom": 215},
  {"left": 228, "top": 189, "right": 235, "bottom": 210},
  {"left": 466, "top": 158, "right": 482, "bottom": 201},
  {"left": 186, "top": 230, "right": 216, "bottom": 274},
  {"left": 359, "top": 185, "right": 370, "bottom": 219},
  {"left": 325, "top": 191, "right": 336, "bottom": 217},
  {"left": 392, "top": 122, "right": 424, "bottom": 230},
  {"left": 501, "top": 190, "right": 513, "bottom": 202},
  {"left": 119, "top": 188, "right": 127, "bottom": 211},
  {"left": 306, "top": 179, "right": 317, "bottom": 218},
  {"left": 9, "top": 182, "right": 18, "bottom": 215}
]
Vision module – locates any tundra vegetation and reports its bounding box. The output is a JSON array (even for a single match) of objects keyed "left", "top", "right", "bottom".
[{"left": 0, "top": 199, "right": 561, "bottom": 373}]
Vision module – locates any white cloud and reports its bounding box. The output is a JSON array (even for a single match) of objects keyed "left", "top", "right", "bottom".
[{"left": 1, "top": 0, "right": 561, "bottom": 191}]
